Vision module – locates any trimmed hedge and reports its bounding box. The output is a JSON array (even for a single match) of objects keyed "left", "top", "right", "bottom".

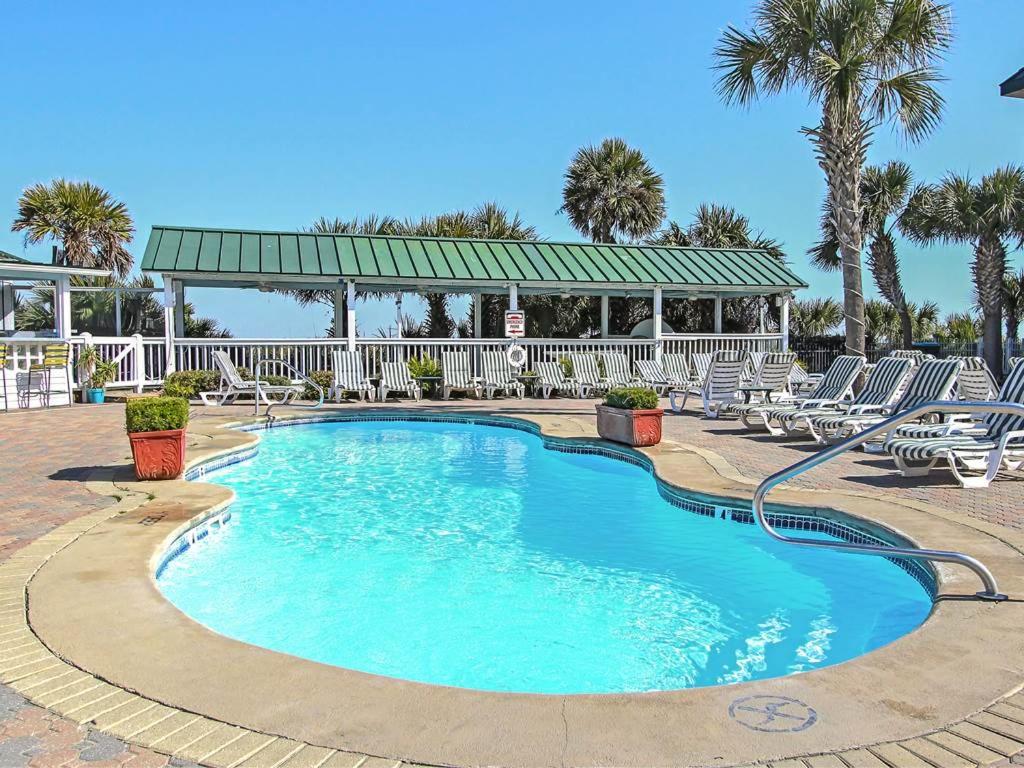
[
  {"left": 126, "top": 396, "right": 190, "bottom": 433},
  {"left": 302, "top": 370, "right": 333, "bottom": 400},
  {"left": 163, "top": 368, "right": 292, "bottom": 400},
  {"left": 604, "top": 386, "right": 659, "bottom": 410}
]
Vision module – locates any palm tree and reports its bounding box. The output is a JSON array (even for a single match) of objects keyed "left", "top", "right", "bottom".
[
  {"left": 936, "top": 312, "right": 981, "bottom": 345},
  {"left": 864, "top": 299, "right": 900, "bottom": 345},
  {"left": 811, "top": 162, "right": 918, "bottom": 348},
  {"left": 902, "top": 166, "right": 1024, "bottom": 374},
  {"left": 1003, "top": 269, "right": 1024, "bottom": 347},
  {"left": 716, "top": 0, "right": 951, "bottom": 359},
  {"left": 911, "top": 300, "right": 940, "bottom": 340},
  {"left": 12, "top": 179, "right": 135, "bottom": 277},
  {"left": 560, "top": 138, "right": 665, "bottom": 244},
  {"left": 791, "top": 297, "right": 843, "bottom": 337}
]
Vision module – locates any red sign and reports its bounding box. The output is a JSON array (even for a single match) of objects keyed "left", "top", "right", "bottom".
[{"left": 504, "top": 310, "right": 525, "bottom": 338}]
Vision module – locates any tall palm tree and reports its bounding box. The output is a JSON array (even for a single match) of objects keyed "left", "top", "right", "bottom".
[
  {"left": 811, "top": 161, "right": 917, "bottom": 348},
  {"left": 864, "top": 298, "right": 900, "bottom": 345},
  {"left": 560, "top": 138, "right": 666, "bottom": 244},
  {"left": 716, "top": 0, "right": 951, "bottom": 359},
  {"left": 902, "top": 166, "right": 1024, "bottom": 374},
  {"left": 1002, "top": 269, "right": 1024, "bottom": 346},
  {"left": 12, "top": 179, "right": 135, "bottom": 276},
  {"left": 936, "top": 312, "right": 981, "bottom": 345}
]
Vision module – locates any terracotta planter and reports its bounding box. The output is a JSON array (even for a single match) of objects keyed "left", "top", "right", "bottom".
[
  {"left": 595, "top": 405, "right": 663, "bottom": 447},
  {"left": 128, "top": 428, "right": 186, "bottom": 481}
]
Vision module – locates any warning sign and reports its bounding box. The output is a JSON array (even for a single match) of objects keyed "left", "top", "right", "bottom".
[{"left": 504, "top": 310, "right": 526, "bottom": 338}]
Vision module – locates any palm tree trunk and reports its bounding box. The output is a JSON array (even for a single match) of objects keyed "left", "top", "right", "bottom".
[
  {"left": 974, "top": 235, "right": 1007, "bottom": 375},
  {"left": 867, "top": 232, "right": 913, "bottom": 348}
]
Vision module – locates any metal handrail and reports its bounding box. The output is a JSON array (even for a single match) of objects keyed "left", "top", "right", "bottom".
[
  {"left": 752, "top": 400, "right": 1018, "bottom": 601},
  {"left": 253, "top": 358, "right": 324, "bottom": 420}
]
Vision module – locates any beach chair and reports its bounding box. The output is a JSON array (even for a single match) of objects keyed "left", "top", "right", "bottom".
[
  {"left": 730, "top": 354, "right": 865, "bottom": 435},
  {"left": 378, "top": 361, "right": 422, "bottom": 401},
  {"left": 955, "top": 357, "right": 998, "bottom": 401},
  {"left": 602, "top": 352, "right": 636, "bottom": 388},
  {"left": 481, "top": 350, "right": 525, "bottom": 399},
  {"left": 634, "top": 359, "right": 671, "bottom": 394},
  {"left": 668, "top": 350, "right": 748, "bottom": 417},
  {"left": 741, "top": 352, "right": 796, "bottom": 404},
  {"left": 662, "top": 354, "right": 696, "bottom": 387},
  {"left": 568, "top": 353, "right": 610, "bottom": 398},
  {"left": 788, "top": 360, "right": 820, "bottom": 394},
  {"left": 441, "top": 351, "right": 482, "bottom": 400},
  {"left": 690, "top": 353, "right": 712, "bottom": 386},
  {"left": 24, "top": 343, "right": 72, "bottom": 408},
  {"left": 331, "top": 350, "right": 376, "bottom": 402},
  {"left": 885, "top": 357, "right": 997, "bottom": 441},
  {"left": 883, "top": 361, "right": 1024, "bottom": 488},
  {"left": 741, "top": 351, "right": 766, "bottom": 385},
  {"left": 536, "top": 361, "right": 568, "bottom": 399},
  {"left": 200, "top": 350, "right": 302, "bottom": 406}
]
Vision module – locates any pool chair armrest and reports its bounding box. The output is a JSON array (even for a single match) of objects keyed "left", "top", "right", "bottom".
[
  {"left": 845, "top": 403, "right": 886, "bottom": 415},
  {"left": 996, "top": 430, "right": 1024, "bottom": 451},
  {"left": 795, "top": 397, "right": 839, "bottom": 409}
]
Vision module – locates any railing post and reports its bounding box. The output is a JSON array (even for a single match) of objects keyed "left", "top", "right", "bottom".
[
  {"left": 713, "top": 296, "right": 723, "bottom": 335},
  {"left": 780, "top": 294, "right": 790, "bottom": 352},
  {"left": 346, "top": 280, "right": 356, "bottom": 352},
  {"left": 132, "top": 334, "right": 145, "bottom": 392},
  {"left": 162, "top": 278, "right": 176, "bottom": 376},
  {"left": 653, "top": 287, "right": 663, "bottom": 363}
]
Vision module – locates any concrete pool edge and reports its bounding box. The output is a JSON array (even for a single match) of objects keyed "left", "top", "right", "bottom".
[{"left": 14, "top": 406, "right": 1024, "bottom": 767}]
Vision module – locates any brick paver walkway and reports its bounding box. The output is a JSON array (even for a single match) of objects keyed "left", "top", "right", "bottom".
[{"left": 2, "top": 395, "right": 1023, "bottom": 767}]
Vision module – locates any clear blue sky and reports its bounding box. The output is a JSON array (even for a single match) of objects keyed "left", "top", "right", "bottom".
[{"left": 2, "top": 1, "right": 1022, "bottom": 337}]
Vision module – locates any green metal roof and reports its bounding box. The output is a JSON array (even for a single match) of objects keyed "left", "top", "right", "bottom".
[
  {"left": 0, "top": 250, "right": 27, "bottom": 264},
  {"left": 141, "top": 226, "right": 807, "bottom": 296},
  {"left": 1002, "top": 67, "right": 1024, "bottom": 98}
]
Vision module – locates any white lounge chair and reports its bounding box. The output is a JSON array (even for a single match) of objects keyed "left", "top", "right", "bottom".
[
  {"left": 536, "top": 362, "right": 568, "bottom": 399},
  {"left": 730, "top": 354, "right": 865, "bottom": 435},
  {"left": 634, "top": 360, "right": 671, "bottom": 394},
  {"left": 568, "top": 353, "right": 610, "bottom": 398},
  {"left": 734, "top": 351, "right": 796, "bottom": 406},
  {"left": 378, "top": 361, "right": 422, "bottom": 402},
  {"left": 602, "top": 352, "right": 636, "bottom": 388},
  {"left": 690, "top": 353, "right": 712, "bottom": 386},
  {"left": 955, "top": 356, "right": 998, "bottom": 401},
  {"left": 481, "top": 350, "right": 525, "bottom": 399},
  {"left": 200, "top": 350, "right": 302, "bottom": 406},
  {"left": 331, "top": 350, "right": 375, "bottom": 402},
  {"left": 441, "top": 351, "right": 482, "bottom": 400},
  {"left": 788, "top": 360, "right": 820, "bottom": 394},
  {"left": 884, "top": 360, "right": 1024, "bottom": 488},
  {"left": 668, "top": 350, "right": 748, "bottom": 417},
  {"left": 741, "top": 351, "right": 766, "bottom": 385},
  {"left": 662, "top": 354, "right": 696, "bottom": 387}
]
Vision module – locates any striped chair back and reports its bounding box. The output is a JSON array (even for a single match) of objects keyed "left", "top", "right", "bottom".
[
  {"left": 953, "top": 357, "right": 998, "bottom": 401},
  {"left": 536, "top": 361, "right": 565, "bottom": 388},
  {"left": 212, "top": 350, "right": 246, "bottom": 387},
  {"left": 481, "top": 350, "right": 513, "bottom": 384},
  {"left": 40, "top": 343, "right": 71, "bottom": 369},
  {"left": 889, "top": 349, "right": 931, "bottom": 364},
  {"left": 0, "top": 344, "right": 7, "bottom": 369},
  {"left": 635, "top": 359, "right": 667, "bottom": 385},
  {"left": 602, "top": 353, "right": 632, "bottom": 386},
  {"left": 751, "top": 352, "right": 796, "bottom": 392},
  {"left": 891, "top": 358, "right": 962, "bottom": 412},
  {"left": 853, "top": 357, "right": 913, "bottom": 406},
  {"left": 789, "top": 361, "right": 810, "bottom": 385},
  {"left": 691, "top": 353, "right": 712, "bottom": 384},
  {"left": 380, "top": 361, "right": 412, "bottom": 390},
  {"left": 662, "top": 354, "right": 690, "bottom": 383},
  {"left": 1010, "top": 357, "right": 1024, "bottom": 371},
  {"left": 704, "top": 350, "right": 748, "bottom": 398},
  {"left": 743, "top": 350, "right": 766, "bottom": 383},
  {"left": 981, "top": 360, "right": 1024, "bottom": 438},
  {"left": 441, "top": 351, "right": 474, "bottom": 388},
  {"left": 569, "top": 353, "right": 603, "bottom": 385},
  {"left": 332, "top": 350, "right": 367, "bottom": 389},
  {"left": 808, "top": 355, "right": 865, "bottom": 401}
]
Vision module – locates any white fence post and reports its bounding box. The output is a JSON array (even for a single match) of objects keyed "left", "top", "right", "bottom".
[
  {"left": 780, "top": 295, "right": 790, "bottom": 352},
  {"left": 653, "top": 288, "right": 663, "bottom": 364},
  {"left": 132, "top": 333, "right": 145, "bottom": 392}
]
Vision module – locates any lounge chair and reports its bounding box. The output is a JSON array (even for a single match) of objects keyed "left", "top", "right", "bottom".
[
  {"left": 331, "top": 350, "right": 376, "bottom": 402},
  {"left": 883, "top": 360, "right": 1024, "bottom": 488},
  {"left": 690, "top": 353, "right": 712, "bottom": 386},
  {"left": 602, "top": 352, "right": 637, "bottom": 388},
  {"left": 536, "top": 362, "right": 568, "bottom": 399},
  {"left": 378, "top": 361, "right": 422, "bottom": 402},
  {"left": 668, "top": 350, "right": 748, "bottom": 417},
  {"left": 568, "top": 353, "right": 610, "bottom": 398},
  {"left": 730, "top": 354, "right": 865, "bottom": 435},
  {"left": 481, "top": 350, "right": 525, "bottom": 399},
  {"left": 798, "top": 356, "right": 958, "bottom": 444},
  {"left": 789, "top": 361, "right": 820, "bottom": 394},
  {"left": 886, "top": 357, "right": 996, "bottom": 440},
  {"left": 741, "top": 351, "right": 767, "bottom": 385},
  {"left": 634, "top": 360, "right": 671, "bottom": 394},
  {"left": 441, "top": 351, "right": 482, "bottom": 400},
  {"left": 661, "top": 354, "right": 696, "bottom": 387},
  {"left": 200, "top": 350, "right": 302, "bottom": 406},
  {"left": 736, "top": 351, "right": 796, "bottom": 406},
  {"left": 955, "top": 357, "right": 998, "bottom": 401}
]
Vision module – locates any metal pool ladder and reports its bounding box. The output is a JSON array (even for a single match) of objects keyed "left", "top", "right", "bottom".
[
  {"left": 252, "top": 358, "right": 324, "bottom": 422},
  {"left": 752, "top": 400, "right": 1014, "bottom": 602}
]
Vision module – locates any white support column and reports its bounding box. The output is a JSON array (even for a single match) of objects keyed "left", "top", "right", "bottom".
[
  {"left": 395, "top": 293, "right": 403, "bottom": 339},
  {"left": 653, "top": 287, "right": 663, "bottom": 363},
  {"left": 54, "top": 275, "right": 72, "bottom": 339},
  {"left": 333, "top": 286, "right": 345, "bottom": 338},
  {"left": 346, "top": 280, "right": 357, "bottom": 352},
  {"left": 713, "top": 296, "right": 723, "bottom": 335},
  {"left": 0, "top": 282, "right": 14, "bottom": 332},
  {"left": 509, "top": 283, "right": 518, "bottom": 311},
  {"left": 173, "top": 281, "right": 185, "bottom": 338},
  {"left": 114, "top": 287, "right": 123, "bottom": 336},
  {"left": 780, "top": 294, "right": 790, "bottom": 352},
  {"left": 162, "top": 278, "right": 176, "bottom": 375},
  {"left": 473, "top": 293, "right": 483, "bottom": 338},
  {"left": 600, "top": 295, "right": 609, "bottom": 339}
]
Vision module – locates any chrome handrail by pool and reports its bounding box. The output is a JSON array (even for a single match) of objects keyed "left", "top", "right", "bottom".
[
  {"left": 253, "top": 358, "right": 324, "bottom": 420},
  {"left": 752, "top": 400, "right": 1016, "bottom": 601}
]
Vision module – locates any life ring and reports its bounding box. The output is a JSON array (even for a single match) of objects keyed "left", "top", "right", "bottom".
[{"left": 506, "top": 343, "right": 527, "bottom": 369}]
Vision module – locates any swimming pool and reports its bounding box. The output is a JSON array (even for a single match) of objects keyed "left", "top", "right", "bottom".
[{"left": 158, "top": 418, "right": 932, "bottom": 694}]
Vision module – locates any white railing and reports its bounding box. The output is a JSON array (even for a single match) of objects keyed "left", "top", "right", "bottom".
[{"left": 661, "top": 333, "right": 783, "bottom": 358}]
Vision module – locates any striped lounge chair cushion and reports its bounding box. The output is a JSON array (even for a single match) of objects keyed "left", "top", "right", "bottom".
[{"left": 885, "top": 434, "right": 999, "bottom": 461}]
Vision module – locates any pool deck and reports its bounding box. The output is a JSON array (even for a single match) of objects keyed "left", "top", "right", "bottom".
[{"left": 4, "top": 397, "right": 1024, "bottom": 767}]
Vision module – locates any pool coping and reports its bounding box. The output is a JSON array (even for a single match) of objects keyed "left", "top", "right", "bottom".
[{"left": 11, "top": 405, "right": 1024, "bottom": 767}]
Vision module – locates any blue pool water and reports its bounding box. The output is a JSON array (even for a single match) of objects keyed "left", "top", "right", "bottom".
[{"left": 158, "top": 419, "right": 931, "bottom": 694}]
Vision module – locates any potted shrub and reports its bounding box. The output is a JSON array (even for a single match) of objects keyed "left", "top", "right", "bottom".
[
  {"left": 126, "top": 396, "right": 190, "bottom": 480},
  {"left": 86, "top": 360, "right": 118, "bottom": 404},
  {"left": 595, "top": 386, "right": 663, "bottom": 447}
]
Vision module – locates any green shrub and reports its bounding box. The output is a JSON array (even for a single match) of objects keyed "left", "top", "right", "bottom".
[
  {"left": 408, "top": 354, "right": 441, "bottom": 394},
  {"left": 90, "top": 360, "right": 119, "bottom": 389},
  {"left": 559, "top": 356, "right": 574, "bottom": 379},
  {"left": 604, "top": 386, "right": 659, "bottom": 410},
  {"left": 163, "top": 369, "right": 293, "bottom": 400},
  {"left": 303, "top": 370, "right": 333, "bottom": 400},
  {"left": 126, "top": 396, "right": 190, "bottom": 433}
]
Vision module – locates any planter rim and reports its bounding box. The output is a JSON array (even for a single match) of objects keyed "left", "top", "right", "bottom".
[
  {"left": 595, "top": 404, "right": 664, "bottom": 416},
  {"left": 128, "top": 427, "right": 188, "bottom": 439}
]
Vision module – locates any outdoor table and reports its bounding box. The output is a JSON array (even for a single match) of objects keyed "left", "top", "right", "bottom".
[
  {"left": 414, "top": 375, "right": 443, "bottom": 399},
  {"left": 514, "top": 373, "right": 540, "bottom": 396},
  {"left": 739, "top": 386, "right": 777, "bottom": 404}
]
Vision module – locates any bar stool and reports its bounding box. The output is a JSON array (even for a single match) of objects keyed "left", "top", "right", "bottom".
[
  {"left": 26, "top": 343, "right": 73, "bottom": 408},
  {"left": 0, "top": 344, "right": 8, "bottom": 412}
]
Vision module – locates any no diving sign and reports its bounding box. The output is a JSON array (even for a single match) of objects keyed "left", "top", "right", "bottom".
[{"left": 504, "top": 310, "right": 525, "bottom": 338}]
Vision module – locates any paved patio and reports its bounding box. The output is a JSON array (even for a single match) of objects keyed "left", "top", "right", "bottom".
[{"left": 2, "top": 396, "right": 1024, "bottom": 766}]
